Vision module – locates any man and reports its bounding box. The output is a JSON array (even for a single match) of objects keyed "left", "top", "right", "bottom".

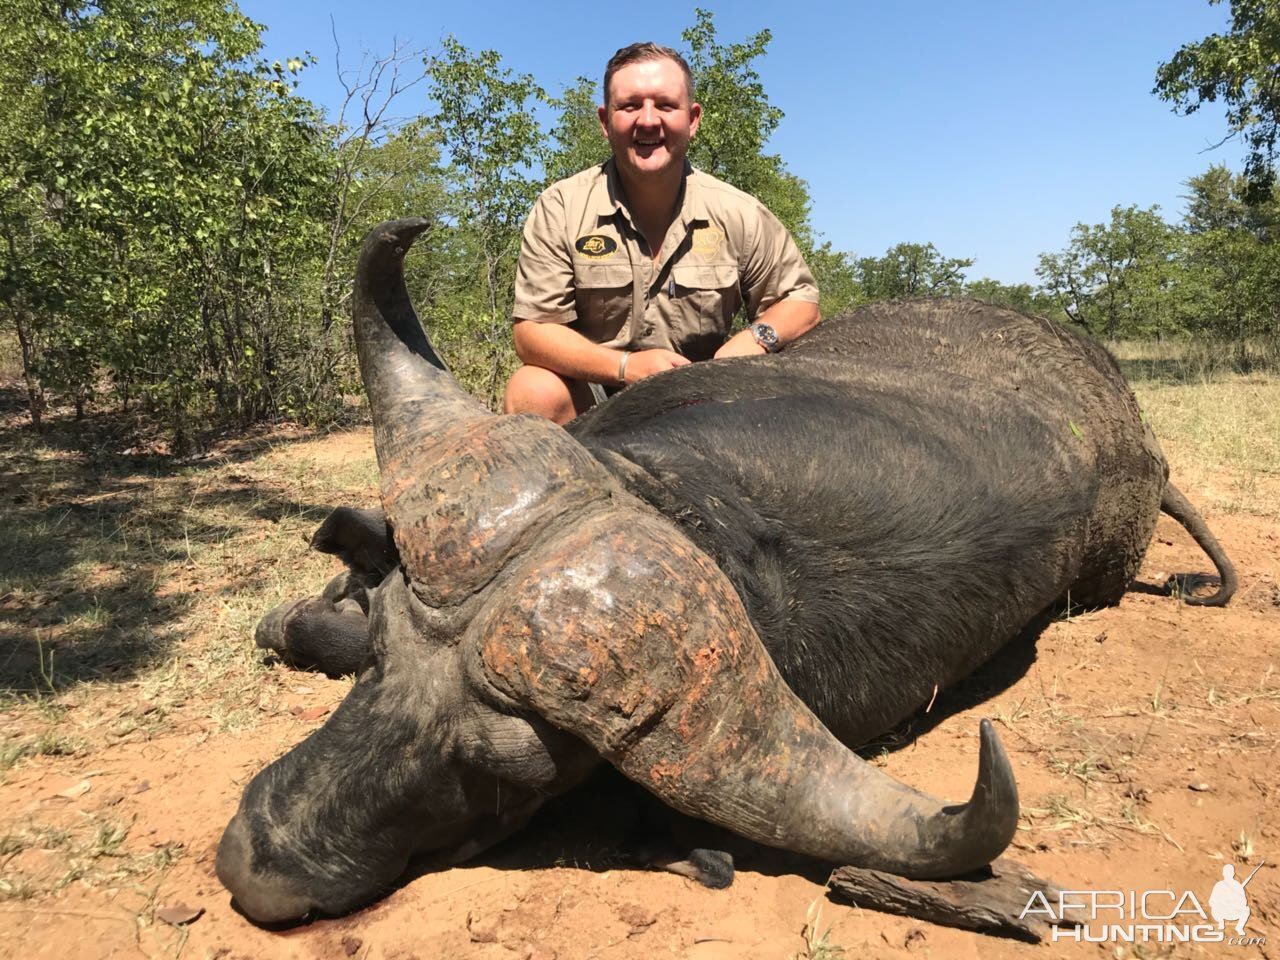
[
  {"left": 503, "top": 42, "right": 821, "bottom": 424},
  {"left": 1209, "top": 863, "right": 1255, "bottom": 936}
]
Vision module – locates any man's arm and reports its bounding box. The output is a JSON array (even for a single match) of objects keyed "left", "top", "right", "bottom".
[
  {"left": 714, "top": 198, "right": 822, "bottom": 359},
  {"left": 713, "top": 298, "right": 821, "bottom": 359},
  {"left": 513, "top": 320, "right": 691, "bottom": 385}
]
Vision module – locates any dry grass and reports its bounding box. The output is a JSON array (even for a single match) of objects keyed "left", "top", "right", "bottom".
[
  {"left": 0, "top": 401, "right": 381, "bottom": 908},
  {"left": 0, "top": 414, "right": 377, "bottom": 741},
  {"left": 1109, "top": 335, "right": 1280, "bottom": 380},
  {"left": 795, "top": 897, "right": 846, "bottom": 960},
  {"left": 0, "top": 814, "right": 182, "bottom": 901},
  {"left": 1111, "top": 339, "right": 1280, "bottom": 517}
]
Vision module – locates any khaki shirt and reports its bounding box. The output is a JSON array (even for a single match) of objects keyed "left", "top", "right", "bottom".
[{"left": 512, "top": 160, "right": 819, "bottom": 362}]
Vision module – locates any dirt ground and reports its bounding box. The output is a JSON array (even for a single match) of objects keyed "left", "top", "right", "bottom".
[{"left": 1, "top": 417, "right": 1277, "bottom": 960}]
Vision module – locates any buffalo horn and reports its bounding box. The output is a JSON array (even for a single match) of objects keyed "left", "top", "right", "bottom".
[
  {"left": 353, "top": 219, "right": 618, "bottom": 607},
  {"left": 353, "top": 218, "right": 492, "bottom": 468},
  {"left": 477, "top": 507, "right": 1020, "bottom": 879}
]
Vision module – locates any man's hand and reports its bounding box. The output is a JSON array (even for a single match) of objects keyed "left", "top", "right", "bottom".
[
  {"left": 624, "top": 348, "right": 691, "bottom": 383},
  {"left": 713, "top": 330, "right": 768, "bottom": 360}
]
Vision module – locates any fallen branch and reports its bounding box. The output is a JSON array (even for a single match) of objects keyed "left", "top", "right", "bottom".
[{"left": 827, "top": 857, "right": 1069, "bottom": 941}]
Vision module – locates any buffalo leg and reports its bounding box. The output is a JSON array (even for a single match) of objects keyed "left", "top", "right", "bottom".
[
  {"left": 631, "top": 801, "right": 735, "bottom": 889},
  {"left": 255, "top": 572, "right": 374, "bottom": 677}
]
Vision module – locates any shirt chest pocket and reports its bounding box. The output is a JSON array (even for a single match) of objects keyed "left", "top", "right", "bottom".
[
  {"left": 573, "top": 263, "right": 633, "bottom": 344},
  {"left": 670, "top": 263, "right": 741, "bottom": 333}
]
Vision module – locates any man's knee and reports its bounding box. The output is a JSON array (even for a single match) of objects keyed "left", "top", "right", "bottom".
[{"left": 504, "top": 366, "right": 588, "bottom": 424}]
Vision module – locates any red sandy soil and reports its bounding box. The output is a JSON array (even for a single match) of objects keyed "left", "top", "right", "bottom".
[{"left": 1, "top": 429, "right": 1276, "bottom": 960}]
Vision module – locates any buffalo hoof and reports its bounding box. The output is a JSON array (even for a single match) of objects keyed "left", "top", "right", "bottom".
[
  {"left": 252, "top": 594, "right": 373, "bottom": 677},
  {"left": 650, "top": 847, "right": 735, "bottom": 889},
  {"left": 254, "top": 598, "right": 304, "bottom": 656}
]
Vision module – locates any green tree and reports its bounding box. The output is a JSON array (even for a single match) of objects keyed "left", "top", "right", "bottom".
[
  {"left": 300, "top": 45, "right": 453, "bottom": 410},
  {"left": 545, "top": 77, "right": 609, "bottom": 183},
  {"left": 0, "top": 0, "right": 337, "bottom": 438},
  {"left": 424, "top": 37, "right": 548, "bottom": 404},
  {"left": 857, "top": 243, "right": 973, "bottom": 301},
  {"left": 806, "top": 243, "right": 863, "bottom": 318},
  {"left": 682, "top": 8, "right": 814, "bottom": 246},
  {"left": 1183, "top": 163, "right": 1280, "bottom": 238},
  {"left": 1178, "top": 165, "right": 1280, "bottom": 357},
  {"left": 342, "top": 123, "right": 450, "bottom": 297},
  {"left": 1036, "top": 206, "right": 1179, "bottom": 339},
  {"left": 963, "top": 279, "right": 1067, "bottom": 319},
  {"left": 1154, "top": 0, "right": 1280, "bottom": 200}
]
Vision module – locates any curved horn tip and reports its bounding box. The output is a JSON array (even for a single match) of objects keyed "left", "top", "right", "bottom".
[
  {"left": 378, "top": 217, "right": 431, "bottom": 243},
  {"left": 976, "top": 719, "right": 1017, "bottom": 803},
  {"left": 967, "top": 718, "right": 1020, "bottom": 855},
  {"left": 363, "top": 218, "right": 432, "bottom": 259}
]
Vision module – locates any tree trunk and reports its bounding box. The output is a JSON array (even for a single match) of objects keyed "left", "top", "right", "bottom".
[
  {"left": 12, "top": 306, "right": 45, "bottom": 432},
  {"left": 1236, "top": 306, "right": 1249, "bottom": 372}
]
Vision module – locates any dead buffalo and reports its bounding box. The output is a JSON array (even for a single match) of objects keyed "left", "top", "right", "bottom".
[{"left": 217, "top": 219, "right": 1235, "bottom": 924}]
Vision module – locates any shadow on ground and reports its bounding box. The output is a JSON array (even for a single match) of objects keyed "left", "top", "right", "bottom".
[
  {"left": 1113, "top": 354, "right": 1269, "bottom": 386},
  {"left": 0, "top": 384, "right": 361, "bottom": 694},
  {"left": 460, "top": 765, "right": 837, "bottom": 889}
]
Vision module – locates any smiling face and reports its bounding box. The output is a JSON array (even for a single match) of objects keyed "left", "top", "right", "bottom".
[{"left": 598, "top": 57, "right": 701, "bottom": 186}]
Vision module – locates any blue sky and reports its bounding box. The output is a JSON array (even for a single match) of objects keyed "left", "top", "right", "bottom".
[{"left": 238, "top": 0, "right": 1243, "bottom": 285}]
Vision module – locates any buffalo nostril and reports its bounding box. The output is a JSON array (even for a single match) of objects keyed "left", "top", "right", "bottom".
[{"left": 216, "top": 814, "right": 313, "bottom": 924}]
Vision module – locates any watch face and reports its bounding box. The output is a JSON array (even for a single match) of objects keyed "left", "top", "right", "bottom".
[{"left": 752, "top": 323, "right": 779, "bottom": 351}]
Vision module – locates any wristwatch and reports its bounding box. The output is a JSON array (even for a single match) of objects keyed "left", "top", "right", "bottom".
[{"left": 749, "top": 322, "right": 781, "bottom": 353}]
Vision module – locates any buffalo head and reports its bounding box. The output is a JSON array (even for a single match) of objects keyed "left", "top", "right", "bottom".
[{"left": 215, "top": 219, "right": 1019, "bottom": 923}]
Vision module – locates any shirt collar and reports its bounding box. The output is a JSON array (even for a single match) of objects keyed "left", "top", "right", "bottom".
[
  {"left": 682, "top": 164, "right": 708, "bottom": 222},
  {"left": 595, "top": 158, "right": 626, "bottom": 219},
  {"left": 677, "top": 163, "right": 707, "bottom": 229},
  {"left": 595, "top": 158, "right": 705, "bottom": 229}
]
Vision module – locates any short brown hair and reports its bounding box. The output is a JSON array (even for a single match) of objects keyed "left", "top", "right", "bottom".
[{"left": 603, "top": 43, "right": 694, "bottom": 108}]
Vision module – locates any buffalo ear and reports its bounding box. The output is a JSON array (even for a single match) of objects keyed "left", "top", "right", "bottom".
[{"left": 310, "top": 506, "right": 398, "bottom": 584}]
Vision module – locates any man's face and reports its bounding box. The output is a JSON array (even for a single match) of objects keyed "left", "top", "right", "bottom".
[{"left": 598, "top": 58, "right": 701, "bottom": 183}]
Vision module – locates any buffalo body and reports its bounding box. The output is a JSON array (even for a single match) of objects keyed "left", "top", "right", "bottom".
[{"left": 220, "top": 221, "right": 1233, "bottom": 924}]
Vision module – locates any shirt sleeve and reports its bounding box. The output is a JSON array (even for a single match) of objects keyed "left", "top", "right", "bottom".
[
  {"left": 512, "top": 187, "right": 578, "bottom": 324},
  {"left": 740, "top": 204, "right": 820, "bottom": 320}
]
